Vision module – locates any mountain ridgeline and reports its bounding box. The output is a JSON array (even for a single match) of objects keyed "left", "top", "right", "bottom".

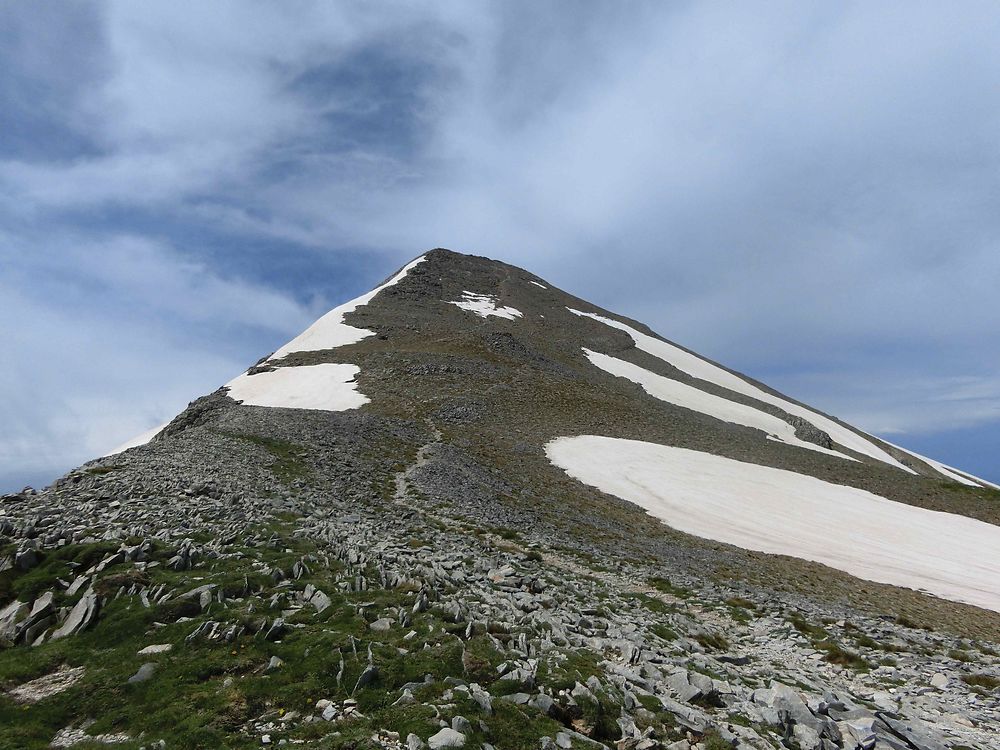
[{"left": 1, "top": 249, "right": 998, "bottom": 750}]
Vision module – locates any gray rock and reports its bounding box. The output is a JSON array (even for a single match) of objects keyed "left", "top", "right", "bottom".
[
  {"left": 929, "top": 673, "right": 949, "bottom": 689},
  {"left": 354, "top": 664, "right": 379, "bottom": 691},
  {"left": 838, "top": 717, "right": 876, "bottom": 750},
  {"left": 66, "top": 575, "right": 90, "bottom": 597},
  {"left": 51, "top": 590, "right": 99, "bottom": 640},
  {"left": 878, "top": 714, "right": 949, "bottom": 750},
  {"left": 127, "top": 663, "right": 157, "bottom": 684},
  {"left": 530, "top": 693, "right": 555, "bottom": 715},
  {"left": 14, "top": 548, "right": 39, "bottom": 571},
  {"left": 768, "top": 681, "right": 823, "bottom": 733},
  {"left": 264, "top": 618, "right": 285, "bottom": 641},
  {"left": 428, "top": 727, "right": 466, "bottom": 749},
  {"left": 500, "top": 692, "right": 531, "bottom": 704},
  {"left": 0, "top": 600, "right": 29, "bottom": 640},
  {"left": 265, "top": 655, "right": 283, "bottom": 672},
  {"left": 793, "top": 723, "right": 822, "bottom": 750},
  {"left": 667, "top": 670, "right": 702, "bottom": 703},
  {"left": 310, "top": 589, "right": 332, "bottom": 614}
]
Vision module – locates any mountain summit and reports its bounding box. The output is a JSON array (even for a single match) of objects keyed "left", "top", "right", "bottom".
[{"left": 2, "top": 249, "right": 999, "bottom": 749}]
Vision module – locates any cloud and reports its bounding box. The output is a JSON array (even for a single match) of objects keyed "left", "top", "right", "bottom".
[
  {"left": 2, "top": 1, "right": 1000, "bottom": 488},
  {"left": 0, "top": 233, "right": 315, "bottom": 489}
]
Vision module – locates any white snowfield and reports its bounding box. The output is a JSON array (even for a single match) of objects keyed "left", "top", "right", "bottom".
[
  {"left": 583, "top": 349, "right": 855, "bottom": 461},
  {"left": 882, "top": 439, "right": 998, "bottom": 489},
  {"left": 529, "top": 281, "right": 547, "bottom": 289},
  {"left": 569, "top": 309, "right": 917, "bottom": 474},
  {"left": 270, "top": 256, "right": 426, "bottom": 359},
  {"left": 225, "top": 363, "right": 369, "bottom": 411},
  {"left": 448, "top": 291, "right": 523, "bottom": 320},
  {"left": 547, "top": 435, "right": 1000, "bottom": 613}
]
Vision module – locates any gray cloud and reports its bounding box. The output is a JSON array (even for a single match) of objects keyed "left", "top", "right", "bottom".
[{"left": 2, "top": 1, "right": 999, "bottom": 488}]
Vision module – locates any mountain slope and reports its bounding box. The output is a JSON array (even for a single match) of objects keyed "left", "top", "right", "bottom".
[{"left": 1, "top": 249, "right": 998, "bottom": 750}]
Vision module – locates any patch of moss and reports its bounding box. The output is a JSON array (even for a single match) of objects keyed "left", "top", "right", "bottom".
[
  {"left": 647, "top": 576, "right": 691, "bottom": 599},
  {"left": 216, "top": 431, "right": 311, "bottom": 485},
  {"left": 812, "top": 640, "right": 868, "bottom": 671},
  {"left": 961, "top": 673, "right": 1000, "bottom": 690},
  {"left": 694, "top": 632, "right": 729, "bottom": 651}
]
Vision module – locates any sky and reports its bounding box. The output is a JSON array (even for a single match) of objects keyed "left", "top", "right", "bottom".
[{"left": 2, "top": 1, "right": 998, "bottom": 491}]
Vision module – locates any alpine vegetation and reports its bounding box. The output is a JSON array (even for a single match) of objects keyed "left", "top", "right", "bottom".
[{"left": 1, "top": 249, "right": 998, "bottom": 750}]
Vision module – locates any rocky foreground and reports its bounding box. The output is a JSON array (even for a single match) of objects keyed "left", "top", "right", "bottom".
[
  {"left": 4, "top": 249, "right": 1000, "bottom": 749},
  {"left": 2, "top": 435, "right": 998, "bottom": 750}
]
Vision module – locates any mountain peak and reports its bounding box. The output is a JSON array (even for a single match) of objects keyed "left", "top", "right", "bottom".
[{"left": 3, "top": 249, "right": 999, "bottom": 749}]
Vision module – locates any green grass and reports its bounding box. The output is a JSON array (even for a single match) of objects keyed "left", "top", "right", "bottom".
[
  {"left": 961, "top": 674, "right": 1000, "bottom": 690},
  {"left": 647, "top": 576, "right": 692, "bottom": 599},
  {"left": 786, "top": 612, "right": 828, "bottom": 639},
  {"left": 0, "top": 541, "right": 120, "bottom": 604},
  {"left": 1, "top": 515, "right": 589, "bottom": 749},
  {"left": 215, "top": 431, "right": 311, "bottom": 484},
  {"left": 938, "top": 481, "right": 1000, "bottom": 501},
  {"left": 701, "top": 730, "right": 734, "bottom": 750},
  {"left": 539, "top": 647, "right": 605, "bottom": 693},
  {"left": 650, "top": 623, "right": 678, "bottom": 642},
  {"left": 811, "top": 640, "right": 868, "bottom": 671},
  {"left": 627, "top": 592, "right": 673, "bottom": 615},
  {"left": 694, "top": 632, "right": 729, "bottom": 652}
]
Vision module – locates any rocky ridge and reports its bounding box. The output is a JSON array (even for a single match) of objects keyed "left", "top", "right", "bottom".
[{"left": 1, "top": 249, "right": 998, "bottom": 749}]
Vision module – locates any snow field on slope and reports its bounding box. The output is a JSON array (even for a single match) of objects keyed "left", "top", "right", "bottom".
[
  {"left": 547, "top": 435, "right": 1000, "bottom": 614},
  {"left": 545, "top": 435, "right": 1000, "bottom": 612},
  {"left": 270, "top": 256, "right": 426, "bottom": 359},
  {"left": 103, "top": 257, "right": 425, "bottom": 460},
  {"left": 448, "top": 291, "right": 523, "bottom": 320},
  {"left": 569, "top": 308, "right": 915, "bottom": 474},
  {"left": 225, "top": 363, "right": 369, "bottom": 411},
  {"left": 583, "top": 349, "right": 855, "bottom": 461},
  {"left": 882, "top": 439, "right": 997, "bottom": 489}
]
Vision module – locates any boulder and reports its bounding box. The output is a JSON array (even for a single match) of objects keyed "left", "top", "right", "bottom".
[
  {"left": 51, "top": 590, "right": 99, "bottom": 640},
  {"left": 428, "top": 727, "right": 466, "bottom": 749},
  {"left": 127, "top": 663, "right": 157, "bottom": 684}
]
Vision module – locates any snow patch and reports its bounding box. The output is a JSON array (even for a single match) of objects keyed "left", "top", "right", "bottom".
[
  {"left": 570, "top": 308, "right": 915, "bottom": 473},
  {"left": 448, "top": 291, "right": 523, "bottom": 320},
  {"left": 547, "top": 435, "right": 1000, "bottom": 613},
  {"left": 583, "top": 349, "right": 854, "bottom": 461},
  {"left": 882, "top": 440, "right": 998, "bottom": 489},
  {"left": 271, "top": 256, "right": 425, "bottom": 359},
  {"left": 225, "top": 363, "right": 369, "bottom": 411},
  {"left": 529, "top": 281, "right": 547, "bottom": 289}
]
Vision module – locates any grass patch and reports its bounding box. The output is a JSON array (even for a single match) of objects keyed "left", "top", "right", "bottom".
[
  {"left": 216, "top": 431, "right": 311, "bottom": 484},
  {"left": 694, "top": 632, "right": 729, "bottom": 651},
  {"left": 0, "top": 541, "right": 120, "bottom": 604},
  {"left": 650, "top": 623, "right": 678, "bottom": 642},
  {"left": 812, "top": 640, "right": 868, "bottom": 671},
  {"left": 786, "top": 612, "right": 828, "bottom": 639},
  {"left": 961, "top": 674, "right": 1000, "bottom": 690},
  {"left": 647, "top": 576, "right": 691, "bottom": 599}
]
